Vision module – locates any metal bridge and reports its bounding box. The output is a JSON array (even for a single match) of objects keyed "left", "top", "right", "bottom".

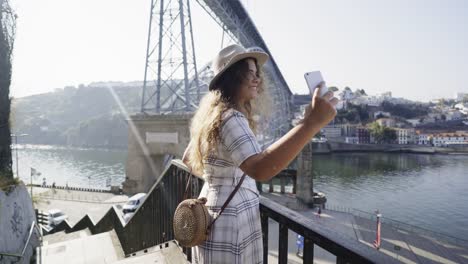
[{"left": 140, "top": 0, "right": 293, "bottom": 143}]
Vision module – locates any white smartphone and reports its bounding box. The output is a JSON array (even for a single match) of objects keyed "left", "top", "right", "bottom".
[{"left": 304, "top": 71, "right": 329, "bottom": 97}]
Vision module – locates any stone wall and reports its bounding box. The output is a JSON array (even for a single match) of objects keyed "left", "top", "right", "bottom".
[
  {"left": 0, "top": 184, "right": 40, "bottom": 263},
  {"left": 122, "top": 114, "right": 192, "bottom": 194}
]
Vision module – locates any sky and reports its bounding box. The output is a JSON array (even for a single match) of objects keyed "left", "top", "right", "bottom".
[{"left": 9, "top": 0, "right": 468, "bottom": 101}]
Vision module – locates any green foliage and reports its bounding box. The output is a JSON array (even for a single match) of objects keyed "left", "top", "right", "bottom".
[
  {"left": 382, "top": 101, "right": 429, "bottom": 119},
  {"left": 0, "top": 176, "right": 21, "bottom": 192},
  {"left": 368, "top": 122, "right": 397, "bottom": 144},
  {"left": 335, "top": 103, "right": 370, "bottom": 124}
]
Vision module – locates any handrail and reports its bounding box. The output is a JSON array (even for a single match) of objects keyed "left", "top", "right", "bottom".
[
  {"left": 41, "top": 161, "right": 396, "bottom": 263},
  {"left": 0, "top": 221, "right": 38, "bottom": 259},
  {"left": 260, "top": 198, "right": 398, "bottom": 263}
]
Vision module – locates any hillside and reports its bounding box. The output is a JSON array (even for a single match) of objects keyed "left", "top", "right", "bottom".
[{"left": 11, "top": 84, "right": 142, "bottom": 148}]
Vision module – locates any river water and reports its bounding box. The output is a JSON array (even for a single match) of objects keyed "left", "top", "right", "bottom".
[{"left": 13, "top": 145, "right": 468, "bottom": 239}]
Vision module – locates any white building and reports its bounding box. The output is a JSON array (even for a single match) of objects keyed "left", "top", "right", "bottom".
[
  {"left": 407, "top": 119, "right": 421, "bottom": 127},
  {"left": 345, "top": 137, "right": 359, "bottom": 144},
  {"left": 432, "top": 133, "right": 468, "bottom": 147},
  {"left": 396, "top": 128, "right": 415, "bottom": 144},
  {"left": 454, "top": 103, "right": 468, "bottom": 115},
  {"left": 446, "top": 110, "right": 464, "bottom": 121},
  {"left": 456, "top": 92, "right": 468, "bottom": 102},
  {"left": 340, "top": 89, "right": 354, "bottom": 101},
  {"left": 376, "top": 118, "right": 396, "bottom": 127},
  {"left": 380, "top": 91, "right": 392, "bottom": 99},
  {"left": 322, "top": 125, "right": 342, "bottom": 140},
  {"left": 417, "top": 134, "right": 431, "bottom": 145}
]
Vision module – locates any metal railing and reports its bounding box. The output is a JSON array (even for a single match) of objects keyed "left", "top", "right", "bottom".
[
  {"left": 168, "top": 161, "right": 396, "bottom": 263},
  {"left": 43, "top": 161, "right": 397, "bottom": 263},
  {"left": 0, "top": 221, "right": 41, "bottom": 261}
]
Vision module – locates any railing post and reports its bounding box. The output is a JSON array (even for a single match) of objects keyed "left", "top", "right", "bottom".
[
  {"left": 280, "top": 176, "right": 285, "bottom": 194},
  {"left": 261, "top": 212, "right": 269, "bottom": 264},
  {"left": 278, "top": 222, "right": 288, "bottom": 264},
  {"left": 292, "top": 174, "right": 297, "bottom": 194},
  {"left": 303, "top": 237, "right": 314, "bottom": 263},
  {"left": 337, "top": 256, "right": 349, "bottom": 264}
]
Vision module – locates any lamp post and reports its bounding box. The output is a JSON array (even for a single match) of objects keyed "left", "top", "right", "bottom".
[{"left": 10, "top": 133, "right": 28, "bottom": 178}]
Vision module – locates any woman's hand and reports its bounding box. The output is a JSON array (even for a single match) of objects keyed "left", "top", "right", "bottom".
[{"left": 303, "top": 82, "right": 338, "bottom": 128}]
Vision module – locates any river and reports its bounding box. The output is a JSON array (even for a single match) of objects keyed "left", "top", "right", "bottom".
[{"left": 13, "top": 145, "right": 468, "bottom": 239}]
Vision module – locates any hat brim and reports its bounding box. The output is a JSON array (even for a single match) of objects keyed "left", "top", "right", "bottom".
[{"left": 208, "top": 51, "right": 269, "bottom": 91}]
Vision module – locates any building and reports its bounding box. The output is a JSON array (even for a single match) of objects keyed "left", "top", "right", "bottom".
[
  {"left": 446, "top": 110, "right": 463, "bottom": 121},
  {"left": 345, "top": 137, "right": 359, "bottom": 144},
  {"left": 417, "top": 133, "right": 431, "bottom": 145},
  {"left": 357, "top": 127, "right": 370, "bottom": 144},
  {"left": 380, "top": 91, "right": 392, "bottom": 99},
  {"left": 432, "top": 132, "right": 468, "bottom": 147},
  {"left": 396, "top": 128, "right": 415, "bottom": 144},
  {"left": 341, "top": 124, "right": 358, "bottom": 137},
  {"left": 454, "top": 103, "right": 468, "bottom": 115},
  {"left": 407, "top": 119, "right": 421, "bottom": 127},
  {"left": 376, "top": 118, "right": 396, "bottom": 127},
  {"left": 373, "top": 111, "right": 391, "bottom": 119},
  {"left": 456, "top": 92, "right": 468, "bottom": 102},
  {"left": 321, "top": 125, "right": 342, "bottom": 141}
]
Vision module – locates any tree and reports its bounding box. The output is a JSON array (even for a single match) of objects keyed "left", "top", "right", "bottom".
[
  {"left": 369, "top": 122, "right": 385, "bottom": 144},
  {"left": 382, "top": 127, "right": 397, "bottom": 143},
  {"left": 0, "top": 0, "right": 16, "bottom": 179},
  {"left": 368, "top": 122, "right": 397, "bottom": 144}
]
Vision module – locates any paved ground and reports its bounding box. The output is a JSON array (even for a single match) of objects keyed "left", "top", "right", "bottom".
[{"left": 31, "top": 187, "right": 129, "bottom": 225}]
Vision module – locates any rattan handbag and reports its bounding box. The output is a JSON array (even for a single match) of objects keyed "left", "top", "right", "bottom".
[{"left": 173, "top": 170, "right": 246, "bottom": 247}]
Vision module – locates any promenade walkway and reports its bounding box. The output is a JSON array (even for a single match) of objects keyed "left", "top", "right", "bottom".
[
  {"left": 262, "top": 192, "right": 468, "bottom": 264},
  {"left": 30, "top": 186, "right": 128, "bottom": 225}
]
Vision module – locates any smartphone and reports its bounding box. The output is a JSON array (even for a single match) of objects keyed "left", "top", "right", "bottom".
[{"left": 304, "top": 71, "right": 329, "bottom": 97}]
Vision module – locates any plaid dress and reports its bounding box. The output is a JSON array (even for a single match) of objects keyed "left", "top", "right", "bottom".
[{"left": 192, "top": 109, "right": 263, "bottom": 264}]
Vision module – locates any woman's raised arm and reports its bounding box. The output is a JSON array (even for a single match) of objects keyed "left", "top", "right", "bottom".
[{"left": 240, "top": 86, "right": 338, "bottom": 182}]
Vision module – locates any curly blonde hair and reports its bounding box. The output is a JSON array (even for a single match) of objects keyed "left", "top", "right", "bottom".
[{"left": 187, "top": 58, "right": 271, "bottom": 173}]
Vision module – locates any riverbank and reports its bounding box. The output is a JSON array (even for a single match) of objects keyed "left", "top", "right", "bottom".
[{"left": 312, "top": 141, "right": 468, "bottom": 154}]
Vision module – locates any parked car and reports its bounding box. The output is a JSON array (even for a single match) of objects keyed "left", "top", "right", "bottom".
[
  {"left": 122, "top": 193, "right": 146, "bottom": 214},
  {"left": 123, "top": 212, "right": 135, "bottom": 224},
  {"left": 48, "top": 209, "right": 68, "bottom": 226}
]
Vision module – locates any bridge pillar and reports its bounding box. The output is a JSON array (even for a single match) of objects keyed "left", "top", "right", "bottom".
[
  {"left": 122, "top": 114, "right": 192, "bottom": 195},
  {"left": 296, "top": 143, "right": 314, "bottom": 205}
]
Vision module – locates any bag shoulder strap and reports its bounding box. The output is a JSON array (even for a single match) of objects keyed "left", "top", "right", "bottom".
[
  {"left": 181, "top": 146, "right": 247, "bottom": 230},
  {"left": 208, "top": 173, "right": 246, "bottom": 231}
]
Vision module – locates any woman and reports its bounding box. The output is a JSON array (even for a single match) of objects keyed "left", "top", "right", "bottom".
[{"left": 183, "top": 44, "right": 338, "bottom": 263}]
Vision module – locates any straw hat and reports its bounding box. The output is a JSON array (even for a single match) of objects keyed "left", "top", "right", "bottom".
[{"left": 209, "top": 44, "right": 269, "bottom": 91}]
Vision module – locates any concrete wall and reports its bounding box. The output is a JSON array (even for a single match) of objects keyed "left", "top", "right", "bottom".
[
  {"left": 122, "top": 114, "right": 192, "bottom": 194},
  {"left": 296, "top": 144, "right": 314, "bottom": 205},
  {"left": 310, "top": 142, "right": 331, "bottom": 153},
  {"left": 0, "top": 184, "right": 40, "bottom": 264}
]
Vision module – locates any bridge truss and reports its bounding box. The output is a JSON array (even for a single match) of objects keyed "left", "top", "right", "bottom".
[{"left": 140, "top": 0, "right": 293, "bottom": 143}]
